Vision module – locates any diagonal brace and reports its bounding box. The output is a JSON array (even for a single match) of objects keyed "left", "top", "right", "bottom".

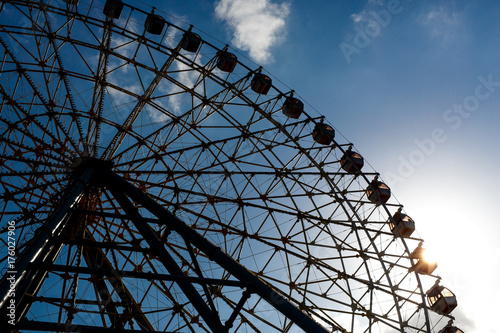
[
  {"left": 102, "top": 169, "right": 329, "bottom": 333},
  {"left": 106, "top": 183, "right": 226, "bottom": 333},
  {"left": 0, "top": 167, "right": 94, "bottom": 318}
]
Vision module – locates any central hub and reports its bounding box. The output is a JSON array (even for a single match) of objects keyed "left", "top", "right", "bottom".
[
  {"left": 70, "top": 156, "right": 115, "bottom": 187},
  {"left": 70, "top": 156, "right": 114, "bottom": 171}
]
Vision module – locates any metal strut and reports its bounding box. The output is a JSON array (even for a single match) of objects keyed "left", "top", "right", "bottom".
[
  {"left": 0, "top": 165, "right": 330, "bottom": 332},
  {"left": 106, "top": 183, "right": 227, "bottom": 333},
  {"left": 101, "top": 27, "right": 189, "bottom": 160},
  {"left": 0, "top": 167, "right": 94, "bottom": 331},
  {"left": 101, "top": 169, "right": 330, "bottom": 333}
]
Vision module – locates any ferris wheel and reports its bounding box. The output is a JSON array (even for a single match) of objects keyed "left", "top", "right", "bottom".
[{"left": 0, "top": 1, "right": 463, "bottom": 332}]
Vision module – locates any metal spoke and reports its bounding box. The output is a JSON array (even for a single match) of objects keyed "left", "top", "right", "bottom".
[{"left": 0, "top": 2, "right": 457, "bottom": 333}]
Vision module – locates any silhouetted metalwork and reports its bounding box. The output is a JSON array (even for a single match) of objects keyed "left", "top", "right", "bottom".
[{"left": 0, "top": 1, "right": 461, "bottom": 332}]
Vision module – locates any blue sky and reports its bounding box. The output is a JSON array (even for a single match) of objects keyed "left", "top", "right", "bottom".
[
  {"left": 0, "top": 0, "right": 495, "bottom": 331},
  {"left": 142, "top": 0, "right": 500, "bottom": 332}
]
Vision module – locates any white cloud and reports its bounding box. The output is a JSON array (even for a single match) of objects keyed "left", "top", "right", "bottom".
[
  {"left": 349, "top": 0, "right": 384, "bottom": 25},
  {"left": 424, "top": 5, "right": 460, "bottom": 26},
  {"left": 351, "top": 12, "right": 365, "bottom": 24},
  {"left": 157, "top": 54, "right": 199, "bottom": 115},
  {"left": 417, "top": 3, "right": 464, "bottom": 44},
  {"left": 147, "top": 100, "right": 171, "bottom": 123},
  {"left": 214, "top": 0, "right": 290, "bottom": 64},
  {"left": 451, "top": 306, "right": 477, "bottom": 333},
  {"left": 345, "top": 0, "right": 389, "bottom": 42}
]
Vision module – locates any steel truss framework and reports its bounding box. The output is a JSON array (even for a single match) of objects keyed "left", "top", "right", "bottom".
[
  {"left": 0, "top": 1, "right": 457, "bottom": 332},
  {"left": 1, "top": 162, "right": 330, "bottom": 332}
]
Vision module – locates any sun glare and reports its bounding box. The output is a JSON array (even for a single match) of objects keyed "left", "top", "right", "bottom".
[{"left": 421, "top": 247, "right": 439, "bottom": 266}]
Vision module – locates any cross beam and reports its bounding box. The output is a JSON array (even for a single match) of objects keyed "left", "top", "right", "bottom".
[{"left": 102, "top": 169, "right": 329, "bottom": 333}]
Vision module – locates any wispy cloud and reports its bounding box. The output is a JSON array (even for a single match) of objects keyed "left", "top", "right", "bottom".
[
  {"left": 417, "top": 3, "right": 464, "bottom": 44},
  {"left": 157, "top": 57, "right": 198, "bottom": 115},
  {"left": 158, "top": 28, "right": 199, "bottom": 115},
  {"left": 452, "top": 305, "right": 477, "bottom": 333},
  {"left": 348, "top": 0, "right": 384, "bottom": 27},
  {"left": 214, "top": 0, "right": 290, "bottom": 64},
  {"left": 340, "top": 0, "right": 408, "bottom": 63}
]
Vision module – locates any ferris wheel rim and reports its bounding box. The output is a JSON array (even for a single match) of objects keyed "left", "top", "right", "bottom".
[{"left": 0, "top": 1, "right": 458, "bottom": 332}]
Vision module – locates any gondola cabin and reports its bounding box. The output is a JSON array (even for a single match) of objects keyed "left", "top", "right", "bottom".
[
  {"left": 282, "top": 97, "right": 304, "bottom": 119},
  {"left": 439, "top": 326, "right": 464, "bottom": 333},
  {"left": 427, "top": 285, "right": 457, "bottom": 315},
  {"left": 251, "top": 73, "right": 272, "bottom": 95},
  {"left": 340, "top": 150, "right": 364, "bottom": 173},
  {"left": 414, "top": 259, "right": 438, "bottom": 275},
  {"left": 366, "top": 180, "right": 390, "bottom": 205},
  {"left": 182, "top": 32, "right": 202, "bottom": 53},
  {"left": 389, "top": 212, "right": 415, "bottom": 238},
  {"left": 410, "top": 243, "right": 437, "bottom": 275},
  {"left": 216, "top": 51, "right": 238, "bottom": 73},
  {"left": 145, "top": 14, "right": 166, "bottom": 35},
  {"left": 312, "top": 123, "right": 335, "bottom": 145},
  {"left": 103, "top": 0, "right": 124, "bottom": 18}
]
